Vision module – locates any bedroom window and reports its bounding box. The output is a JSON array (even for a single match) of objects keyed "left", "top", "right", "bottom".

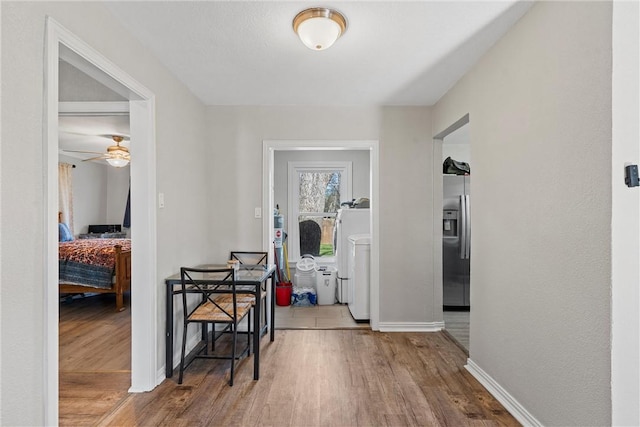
[{"left": 287, "top": 161, "right": 352, "bottom": 262}]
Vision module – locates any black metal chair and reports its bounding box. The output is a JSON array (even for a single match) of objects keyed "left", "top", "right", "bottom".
[
  {"left": 230, "top": 251, "right": 268, "bottom": 269},
  {"left": 229, "top": 251, "right": 269, "bottom": 332},
  {"left": 178, "top": 267, "right": 252, "bottom": 386}
]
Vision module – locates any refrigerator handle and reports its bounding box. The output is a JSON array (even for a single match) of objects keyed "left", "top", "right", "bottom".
[
  {"left": 459, "top": 195, "right": 466, "bottom": 260},
  {"left": 464, "top": 194, "right": 471, "bottom": 259}
]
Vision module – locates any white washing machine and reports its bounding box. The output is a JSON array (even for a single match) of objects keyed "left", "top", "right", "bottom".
[
  {"left": 347, "top": 234, "right": 371, "bottom": 321},
  {"left": 335, "top": 208, "right": 370, "bottom": 303}
]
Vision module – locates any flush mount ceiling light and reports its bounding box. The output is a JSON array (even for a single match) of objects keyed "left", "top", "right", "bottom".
[{"left": 293, "top": 7, "right": 347, "bottom": 51}]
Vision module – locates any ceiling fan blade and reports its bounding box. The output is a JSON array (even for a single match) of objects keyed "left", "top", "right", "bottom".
[
  {"left": 62, "top": 149, "right": 104, "bottom": 155},
  {"left": 60, "top": 131, "right": 130, "bottom": 142},
  {"left": 82, "top": 155, "right": 108, "bottom": 162},
  {"left": 59, "top": 130, "right": 96, "bottom": 137}
]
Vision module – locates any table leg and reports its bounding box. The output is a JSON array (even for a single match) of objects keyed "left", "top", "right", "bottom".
[
  {"left": 270, "top": 272, "right": 275, "bottom": 342},
  {"left": 166, "top": 284, "right": 174, "bottom": 378},
  {"left": 253, "top": 288, "right": 260, "bottom": 380}
]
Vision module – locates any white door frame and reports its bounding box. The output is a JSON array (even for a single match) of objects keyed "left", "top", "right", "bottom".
[
  {"left": 262, "top": 140, "right": 380, "bottom": 330},
  {"left": 45, "top": 17, "right": 158, "bottom": 424}
]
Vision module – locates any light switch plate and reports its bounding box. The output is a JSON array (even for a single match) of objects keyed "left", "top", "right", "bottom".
[{"left": 254, "top": 207, "right": 262, "bottom": 218}]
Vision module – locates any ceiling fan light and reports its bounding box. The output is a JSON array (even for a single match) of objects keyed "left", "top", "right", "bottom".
[
  {"left": 106, "top": 157, "right": 129, "bottom": 168},
  {"left": 293, "top": 8, "right": 347, "bottom": 51},
  {"left": 110, "top": 148, "right": 129, "bottom": 156}
]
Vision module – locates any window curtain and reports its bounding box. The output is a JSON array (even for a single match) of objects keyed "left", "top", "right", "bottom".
[{"left": 58, "top": 163, "right": 74, "bottom": 234}]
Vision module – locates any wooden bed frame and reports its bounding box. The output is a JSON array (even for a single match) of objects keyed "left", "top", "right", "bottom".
[
  {"left": 59, "top": 245, "right": 131, "bottom": 312},
  {"left": 58, "top": 213, "right": 132, "bottom": 311}
]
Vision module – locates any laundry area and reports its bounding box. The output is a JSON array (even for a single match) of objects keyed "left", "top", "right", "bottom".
[
  {"left": 272, "top": 149, "right": 372, "bottom": 329},
  {"left": 273, "top": 202, "right": 371, "bottom": 330}
]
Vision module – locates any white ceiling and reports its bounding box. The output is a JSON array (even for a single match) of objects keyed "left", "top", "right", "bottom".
[
  {"left": 59, "top": 1, "right": 532, "bottom": 158},
  {"left": 58, "top": 115, "right": 130, "bottom": 163},
  {"left": 103, "top": 1, "right": 533, "bottom": 106}
]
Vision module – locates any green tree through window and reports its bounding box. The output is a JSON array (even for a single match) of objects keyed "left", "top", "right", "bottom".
[
  {"left": 298, "top": 172, "right": 341, "bottom": 256},
  {"left": 288, "top": 161, "right": 352, "bottom": 260}
]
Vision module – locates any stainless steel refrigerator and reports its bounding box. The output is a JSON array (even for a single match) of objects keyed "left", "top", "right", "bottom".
[{"left": 442, "top": 175, "right": 470, "bottom": 308}]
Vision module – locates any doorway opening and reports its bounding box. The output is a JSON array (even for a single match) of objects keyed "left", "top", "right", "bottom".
[
  {"left": 263, "top": 140, "right": 380, "bottom": 331},
  {"left": 45, "top": 18, "right": 158, "bottom": 424},
  {"left": 434, "top": 115, "right": 470, "bottom": 352},
  {"left": 58, "top": 104, "right": 132, "bottom": 424}
]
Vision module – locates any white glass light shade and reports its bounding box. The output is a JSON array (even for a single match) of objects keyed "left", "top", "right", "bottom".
[
  {"left": 106, "top": 157, "right": 129, "bottom": 167},
  {"left": 297, "top": 17, "right": 341, "bottom": 50},
  {"left": 293, "top": 8, "right": 347, "bottom": 51}
]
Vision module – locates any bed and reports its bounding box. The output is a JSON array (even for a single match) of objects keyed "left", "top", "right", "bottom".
[{"left": 58, "top": 217, "right": 132, "bottom": 311}]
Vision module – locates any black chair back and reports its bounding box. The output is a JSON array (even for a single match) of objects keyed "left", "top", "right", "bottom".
[
  {"left": 230, "top": 251, "right": 268, "bottom": 266},
  {"left": 180, "top": 267, "right": 238, "bottom": 322}
]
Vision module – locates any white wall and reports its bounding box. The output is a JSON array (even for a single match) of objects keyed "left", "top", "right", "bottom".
[
  {"left": 4, "top": 1, "right": 632, "bottom": 425},
  {"left": 57, "top": 154, "right": 130, "bottom": 235},
  {"left": 434, "top": 2, "right": 614, "bottom": 425},
  {"left": 58, "top": 153, "right": 108, "bottom": 234},
  {"left": 1, "top": 3, "right": 210, "bottom": 425},
  {"left": 611, "top": 1, "right": 640, "bottom": 425},
  {"left": 442, "top": 123, "right": 470, "bottom": 164},
  {"left": 442, "top": 142, "right": 470, "bottom": 165},
  {"left": 205, "top": 106, "right": 437, "bottom": 325}
]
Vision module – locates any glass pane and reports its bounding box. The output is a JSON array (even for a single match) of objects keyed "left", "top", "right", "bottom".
[
  {"left": 298, "top": 172, "right": 341, "bottom": 214},
  {"left": 298, "top": 216, "right": 335, "bottom": 257}
]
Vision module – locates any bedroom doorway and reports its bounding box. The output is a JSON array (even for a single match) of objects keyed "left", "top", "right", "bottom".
[
  {"left": 57, "top": 106, "right": 132, "bottom": 424},
  {"left": 45, "top": 18, "right": 158, "bottom": 424}
]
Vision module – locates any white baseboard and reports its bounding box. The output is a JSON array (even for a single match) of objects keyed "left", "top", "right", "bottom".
[
  {"left": 465, "top": 358, "right": 542, "bottom": 427},
  {"left": 378, "top": 321, "right": 444, "bottom": 332},
  {"left": 156, "top": 367, "right": 167, "bottom": 386}
]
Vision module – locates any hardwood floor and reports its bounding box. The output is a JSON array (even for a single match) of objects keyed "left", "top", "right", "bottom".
[
  {"left": 275, "top": 303, "right": 369, "bottom": 329},
  {"left": 104, "top": 332, "right": 517, "bottom": 426},
  {"left": 59, "top": 293, "right": 131, "bottom": 426},
  {"left": 60, "top": 297, "right": 518, "bottom": 426},
  {"left": 443, "top": 310, "right": 470, "bottom": 352}
]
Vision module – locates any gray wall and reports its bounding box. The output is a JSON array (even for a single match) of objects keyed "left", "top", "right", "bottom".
[
  {"left": 59, "top": 60, "right": 127, "bottom": 102},
  {"left": 274, "top": 149, "right": 370, "bottom": 234},
  {"left": 205, "top": 106, "right": 437, "bottom": 326},
  {"left": 434, "top": 2, "right": 613, "bottom": 425},
  {"left": 1, "top": 3, "right": 210, "bottom": 425},
  {"left": 442, "top": 124, "right": 470, "bottom": 164}
]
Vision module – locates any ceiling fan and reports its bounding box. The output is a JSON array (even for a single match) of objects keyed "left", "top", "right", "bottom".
[{"left": 62, "top": 135, "right": 131, "bottom": 167}]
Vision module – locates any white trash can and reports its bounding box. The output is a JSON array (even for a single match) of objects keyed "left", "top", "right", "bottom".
[{"left": 316, "top": 266, "right": 338, "bottom": 305}]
